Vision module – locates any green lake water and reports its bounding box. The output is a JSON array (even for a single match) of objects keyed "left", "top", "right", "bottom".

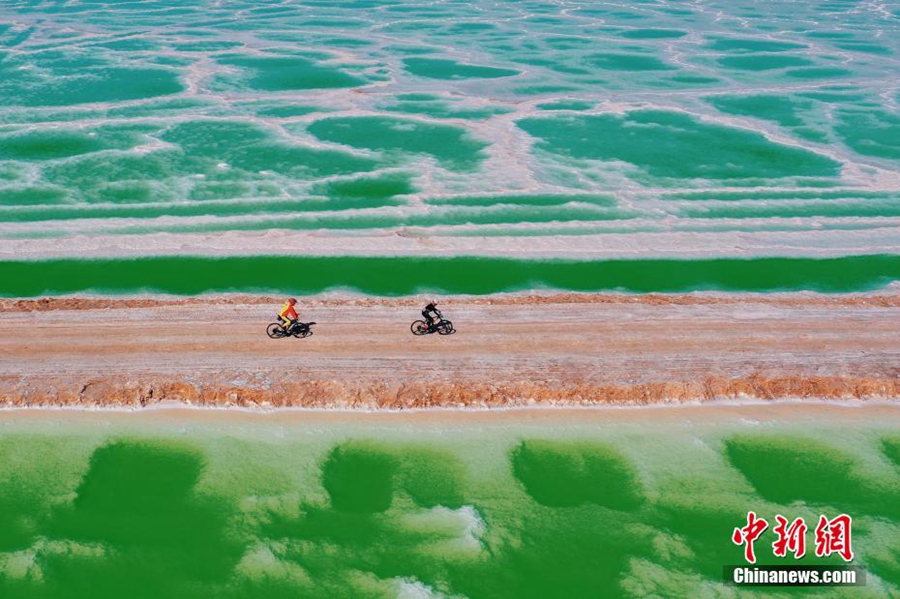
[
  {"left": 1, "top": 408, "right": 899, "bottom": 598},
  {"left": 5, "top": 254, "right": 900, "bottom": 297}
]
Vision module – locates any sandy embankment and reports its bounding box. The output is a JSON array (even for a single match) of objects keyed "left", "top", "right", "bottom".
[{"left": 2, "top": 293, "right": 900, "bottom": 409}]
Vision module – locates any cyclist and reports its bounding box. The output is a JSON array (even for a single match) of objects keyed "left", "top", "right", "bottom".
[
  {"left": 422, "top": 301, "right": 442, "bottom": 331},
  {"left": 279, "top": 298, "right": 300, "bottom": 332}
]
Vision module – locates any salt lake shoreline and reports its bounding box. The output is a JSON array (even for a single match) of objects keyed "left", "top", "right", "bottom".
[{"left": 3, "top": 399, "right": 900, "bottom": 422}]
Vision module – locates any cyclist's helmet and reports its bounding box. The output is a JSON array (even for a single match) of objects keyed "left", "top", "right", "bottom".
[{"left": 288, "top": 298, "right": 297, "bottom": 305}]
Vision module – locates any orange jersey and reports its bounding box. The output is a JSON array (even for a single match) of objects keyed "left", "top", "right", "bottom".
[{"left": 279, "top": 303, "right": 299, "bottom": 321}]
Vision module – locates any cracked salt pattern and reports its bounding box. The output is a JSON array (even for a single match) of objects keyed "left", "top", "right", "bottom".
[{"left": 0, "top": 0, "right": 899, "bottom": 263}]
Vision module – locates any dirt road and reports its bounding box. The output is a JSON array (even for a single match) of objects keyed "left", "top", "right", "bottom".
[{"left": 2, "top": 294, "right": 900, "bottom": 408}]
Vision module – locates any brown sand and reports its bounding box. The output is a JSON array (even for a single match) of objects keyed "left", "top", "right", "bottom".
[
  {"left": 2, "top": 293, "right": 899, "bottom": 408},
  {"left": 6, "top": 292, "right": 900, "bottom": 313}
]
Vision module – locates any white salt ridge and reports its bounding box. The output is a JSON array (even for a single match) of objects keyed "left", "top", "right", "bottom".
[{"left": 3, "top": 224, "right": 900, "bottom": 260}]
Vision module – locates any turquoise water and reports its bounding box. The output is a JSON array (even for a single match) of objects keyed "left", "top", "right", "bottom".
[
  {"left": 1, "top": 411, "right": 899, "bottom": 597},
  {"left": 1, "top": 0, "right": 899, "bottom": 248}
]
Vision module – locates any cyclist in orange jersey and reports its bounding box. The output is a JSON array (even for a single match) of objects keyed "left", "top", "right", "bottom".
[{"left": 279, "top": 298, "right": 300, "bottom": 331}]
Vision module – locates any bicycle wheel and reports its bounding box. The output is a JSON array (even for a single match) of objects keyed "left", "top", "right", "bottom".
[
  {"left": 293, "top": 325, "right": 311, "bottom": 338},
  {"left": 437, "top": 320, "right": 454, "bottom": 335},
  {"left": 267, "top": 323, "right": 286, "bottom": 339},
  {"left": 411, "top": 320, "right": 428, "bottom": 335}
]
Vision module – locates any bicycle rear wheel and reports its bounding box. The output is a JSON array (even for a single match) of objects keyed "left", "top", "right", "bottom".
[
  {"left": 411, "top": 320, "right": 428, "bottom": 335},
  {"left": 267, "top": 323, "right": 286, "bottom": 338}
]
